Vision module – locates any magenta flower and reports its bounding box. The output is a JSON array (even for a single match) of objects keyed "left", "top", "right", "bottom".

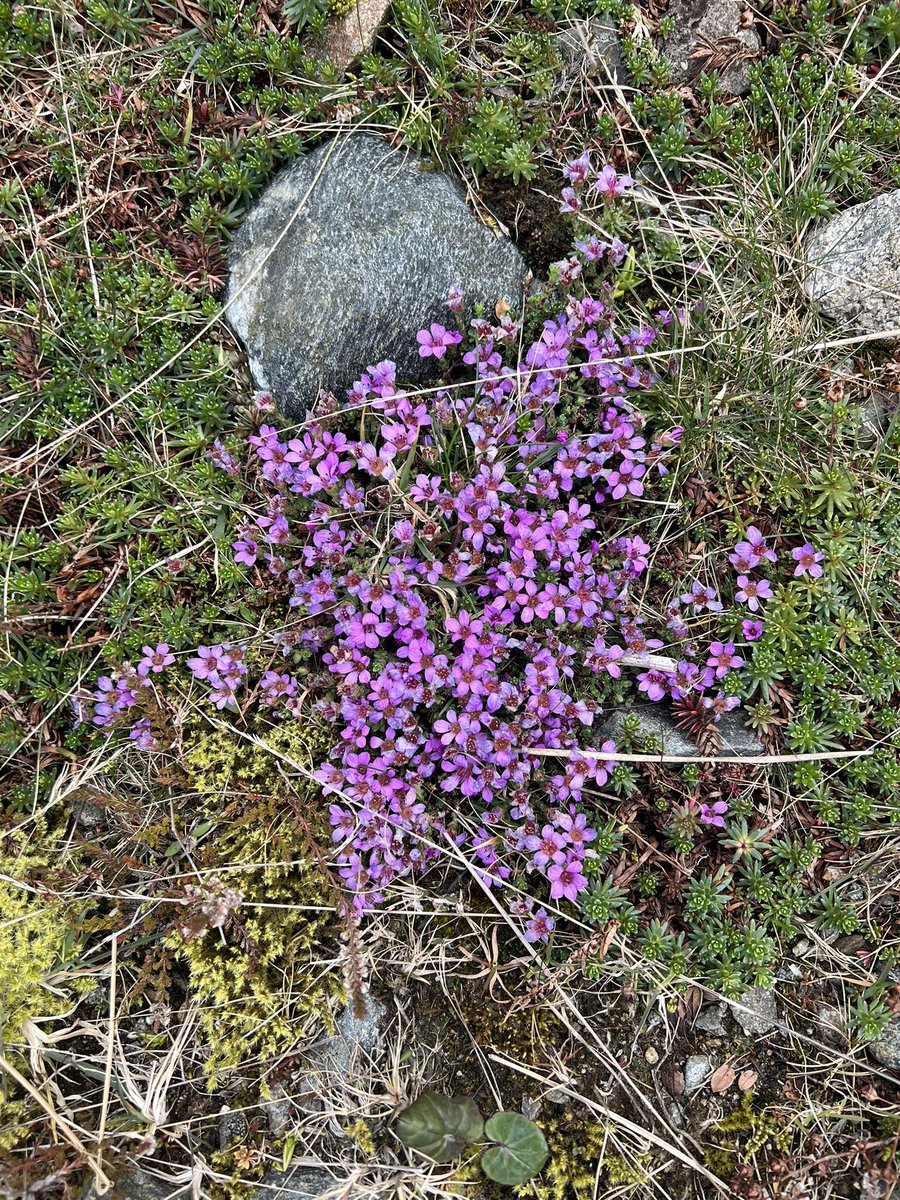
[
  {"left": 444, "top": 286, "right": 464, "bottom": 314},
  {"left": 416, "top": 323, "right": 463, "bottom": 359},
  {"left": 742, "top": 619, "right": 764, "bottom": 641},
  {"left": 594, "top": 163, "right": 635, "bottom": 199},
  {"left": 699, "top": 800, "right": 728, "bottom": 827},
  {"left": 233, "top": 537, "right": 259, "bottom": 566},
  {"left": 791, "top": 543, "right": 824, "bottom": 578},
  {"left": 563, "top": 151, "right": 592, "bottom": 184},
  {"left": 524, "top": 908, "right": 555, "bottom": 944},
  {"left": 706, "top": 641, "right": 744, "bottom": 679},
  {"left": 137, "top": 643, "right": 175, "bottom": 677},
  {"left": 735, "top": 575, "right": 774, "bottom": 611},
  {"left": 559, "top": 187, "right": 581, "bottom": 214},
  {"left": 547, "top": 855, "right": 588, "bottom": 902}
]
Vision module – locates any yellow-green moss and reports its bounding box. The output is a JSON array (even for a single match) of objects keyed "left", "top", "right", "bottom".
[
  {"left": 0, "top": 847, "right": 83, "bottom": 1052},
  {"left": 705, "top": 1091, "right": 793, "bottom": 1175},
  {"left": 172, "top": 716, "right": 343, "bottom": 1089},
  {"left": 326, "top": 0, "right": 356, "bottom": 16}
]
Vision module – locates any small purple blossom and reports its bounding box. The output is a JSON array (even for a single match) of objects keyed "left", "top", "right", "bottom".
[
  {"left": 735, "top": 575, "right": 774, "bottom": 612},
  {"left": 524, "top": 908, "right": 556, "bottom": 944},
  {"left": 416, "top": 323, "right": 463, "bottom": 359},
  {"left": 791, "top": 543, "right": 824, "bottom": 578},
  {"left": 699, "top": 800, "right": 728, "bottom": 827},
  {"left": 137, "top": 643, "right": 175, "bottom": 678}
]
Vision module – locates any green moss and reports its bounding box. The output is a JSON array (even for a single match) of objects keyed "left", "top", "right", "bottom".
[
  {"left": 0, "top": 846, "right": 84, "bottom": 1055},
  {"left": 172, "top": 717, "right": 343, "bottom": 1088}
]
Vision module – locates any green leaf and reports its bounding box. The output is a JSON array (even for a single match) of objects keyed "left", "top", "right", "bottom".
[
  {"left": 395, "top": 1092, "right": 484, "bottom": 1163},
  {"left": 481, "top": 1112, "right": 549, "bottom": 1186}
]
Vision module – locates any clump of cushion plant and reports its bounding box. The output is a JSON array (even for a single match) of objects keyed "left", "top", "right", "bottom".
[{"left": 82, "top": 161, "right": 785, "bottom": 925}]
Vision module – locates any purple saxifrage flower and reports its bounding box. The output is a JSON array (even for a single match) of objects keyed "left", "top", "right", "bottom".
[{"left": 791, "top": 542, "right": 824, "bottom": 578}]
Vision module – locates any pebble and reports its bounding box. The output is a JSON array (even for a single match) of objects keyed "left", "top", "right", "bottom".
[{"left": 683, "top": 1054, "right": 711, "bottom": 1095}]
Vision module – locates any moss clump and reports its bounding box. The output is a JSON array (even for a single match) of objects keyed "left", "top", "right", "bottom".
[
  {"left": 0, "top": 847, "right": 83, "bottom": 1054},
  {"left": 327, "top": 0, "right": 356, "bottom": 16},
  {"left": 704, "top": 1091, "right": 793, "bottom": 1176},
  {"left": 172, "top": 717, "right": 343, "bottom": 1089}
]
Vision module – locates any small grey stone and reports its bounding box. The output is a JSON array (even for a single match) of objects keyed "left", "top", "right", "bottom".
[
  {"left": 556, "top": 19, "right": 630, "bottom": 83},
  {"left": 816, "top": 1004, "right": 848, "bottom": 1046},
  {"left": 683, "top": 1054, "right": 711, "bottom": 1094},
  {"left": 253, "top": 1168, "right": 357, "bottom": 1200},
  {"left": 804, "top": 191, "right": 900, "bottom": 341},
  {"left": 318, "top": 0, "right": 392, "bottom": 73},
  {"left": 218, "top": 1105, "right": 248, "bottom": 1150},
  {"left": 729, "top": 986, "right": 779, "bottom": 1036},
  {"left": 856, "top": 392, "right": 895, "bottom": 447},
  {"left": 226, "top": 134, "right": 528, "bottom": 418},
  {"left": 695, "top": 1003, "right": 727, "bottom": 1036},
  {"left": 308, "top": 996, "right": 388, "bottom": 1081},
  {"left": 599, "top": 704, "right": 697, "bottom": 757},
  {"left": 657, "top": 0, "right": 761, "bottom": 96},
  {"left": 870, "top": 1015, "right": 900, "bottom": 1069},
  {"left": 261, "top": 1083, "right": 293, "bottom": 1134},
  {"left": 667, "top": 1100, "right": 686, "bottom": 1128}
]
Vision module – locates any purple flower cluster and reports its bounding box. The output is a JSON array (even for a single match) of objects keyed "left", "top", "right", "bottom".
[{"left": 89, "top": 164, "right": 815, "bottom": 922}]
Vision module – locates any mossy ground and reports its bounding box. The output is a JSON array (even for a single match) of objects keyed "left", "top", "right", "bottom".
[{"left": 2, "top": 0, "right": 900, "bottom": 1196}]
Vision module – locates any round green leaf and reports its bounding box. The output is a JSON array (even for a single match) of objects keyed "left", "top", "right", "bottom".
[
  {"left": 395, "top": 1092, "right": 484, "bottom": 1163},
  {"left": 481, "top": 1112, "right": 549, "bottom": 1185}
]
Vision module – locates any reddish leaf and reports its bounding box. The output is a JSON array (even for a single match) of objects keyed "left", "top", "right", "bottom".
[{"left": 710, "top": 1065, "right": 736, "bottom": 1094}]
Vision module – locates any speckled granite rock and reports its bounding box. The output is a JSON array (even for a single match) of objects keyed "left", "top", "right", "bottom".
[
  {"left": 319, "top": 0, "right": 392, "bottom": 73},
  {"left": 870, "top": 1014, "right": 900, "bottom": 1068},
  {"left": 729, "top": 986, "right": 779, "bottom": 1036},
  {"left": 657, "top": 0, "right": 760, "bottom": 96},
  {"left": 598, "top": 703, "right": 764, "bottom": 758},
  {"left": 557, "top": 18, "right": 630, "bottom": 83},
  {"left": 253, "top": 1168, "right": 358, "bottom": 1200},
  {"left": 225, "top": 134, "right": 528, "bottom": 418},
  {"left": 804, "top": 191, "right": 900, "bottom": 341}
]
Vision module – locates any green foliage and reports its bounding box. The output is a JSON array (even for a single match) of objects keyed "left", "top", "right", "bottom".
[
  {"left": 0, "top": 847, "right": 85, "bottom": 1053},
  {"left": 395, "top": 1093, "right": 484, "bottom": 1162},
  {"left": 481, "top": 1112, "right": 549, "bottom": 1186},
  {"left": 395, "top": 1094, "right": 548, "bottom": 1186}
]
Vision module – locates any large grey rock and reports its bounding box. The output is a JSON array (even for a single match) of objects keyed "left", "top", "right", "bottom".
[
  {"left": 225, "top": 135, "right": 528, "bottom": 418},
  {"left": 657, "top": 0, "right": 760, "bottom": 96},
  {"left": 870, "top": 1014, "right": 900, "bottom": 1068},
  {"left": 599, "top": 703, "right": 763, "bottom": 758},
  {"left": 557, "top": 19, "right": 630, "bottom": 84},
  {"left": 805, "top": 191, "right": 900, "bottom": 341},
  {"left": 84, "top": 1168, "right": 183, "bottom": 1200},
  {"left": 253, "top": 1168, "right": 358, "bottom": 1200}
]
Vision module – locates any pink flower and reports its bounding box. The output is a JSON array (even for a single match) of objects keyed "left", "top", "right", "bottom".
[
  {"left": 742, "top": 619, "right": 764, "bottom": 642},
  {"left": 594, "top": 163, "right": 635, "bottom": 199},
  {"left": 791, "top": 542, "right": 824, "bottom": 578},
  {"left": 547, "top": 855, "right": 588, "bottom": 902},
  {"left": 699, "top": 800, "right": 728, "bottom": 827},
  {"left": 416, "top": 322, "right": 463, "bottom": 359},
  {"left": 735, "top": 575, "right": 773, "bottom": 612}
]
